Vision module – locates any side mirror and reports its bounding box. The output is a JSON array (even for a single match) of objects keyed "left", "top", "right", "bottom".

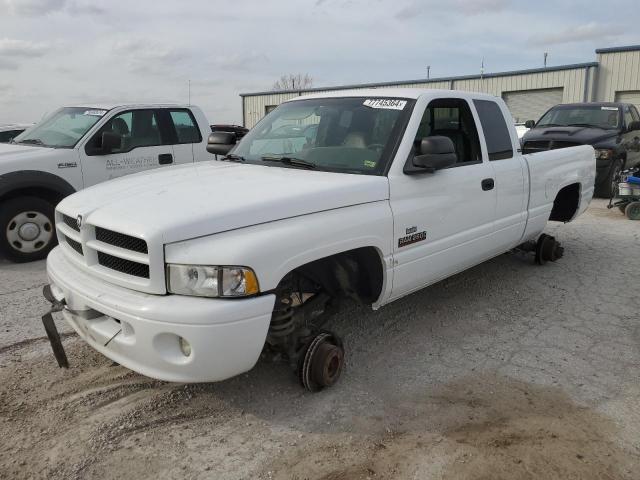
[
  {"left": 524, "top": 120, "right": 536, "bottom": 129},
  {"left": 101, "top": 131, "right": 121, "bottom": 154},
  {"left": 412, "top": 136, "right": 457, "bottom": 173},
  {"left": 628, "top": 121, "right": 640, "bottom": 132},
  {"left": 207, "top": 132, "right": 237, "bottom": 155}
]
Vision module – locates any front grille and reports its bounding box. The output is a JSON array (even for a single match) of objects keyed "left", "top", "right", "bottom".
[
  {"left": 97, "top": 251, "right": 149, "bottom": 278},
  {"left": 62, "top": 214, "right": 80, "bottom": 232},
  {"left": 523, "top": 140, "right": 582, "bottom": 154},
  {"left": 65, "top": 235, "right": 83, "bottom": 255},
  {"left": 95, "top": 227, "right": 148, "bottom": 254}
]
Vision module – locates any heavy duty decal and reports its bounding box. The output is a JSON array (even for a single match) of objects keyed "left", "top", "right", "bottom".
[
  {"left": 398, "top": 226, "right": 427, "bottom": 248},
  {"left": 57, "top": 162, "right": 77, "bottom": 169}
]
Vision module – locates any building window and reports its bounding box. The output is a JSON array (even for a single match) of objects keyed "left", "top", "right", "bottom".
[{"left": 265, "top": 105, "right": 277, "bottom": 115}]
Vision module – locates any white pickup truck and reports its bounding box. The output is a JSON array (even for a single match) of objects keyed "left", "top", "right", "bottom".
[
  {"left": 44, "top": 89, "right": 595, "bottom": 391},
  {"left": 0, "top": 104, "right": 210, "bottom": 262}
]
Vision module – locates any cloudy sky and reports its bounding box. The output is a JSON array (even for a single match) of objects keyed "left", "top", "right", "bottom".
[{"left": 0, "top": 0, "right": 638, "bottom": 125}]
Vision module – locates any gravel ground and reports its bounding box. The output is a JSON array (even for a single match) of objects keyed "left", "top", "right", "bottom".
[{"left": 0, "top": 199, "right": 639, "bottom": 479}]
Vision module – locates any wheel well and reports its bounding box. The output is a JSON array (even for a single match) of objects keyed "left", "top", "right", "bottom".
[
  {"left": 283, "top": 247, "right": 385, "bottom": 304},
  {"left": 0, "top": 187, "right": 65, "bottom": 208},
  {"left": 549, "top": 183, "right": 580, "bottom": 222}
]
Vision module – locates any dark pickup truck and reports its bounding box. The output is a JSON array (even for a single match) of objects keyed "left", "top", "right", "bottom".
[{"left": 522, "top": 102, "right": 640, "bottom": 197}]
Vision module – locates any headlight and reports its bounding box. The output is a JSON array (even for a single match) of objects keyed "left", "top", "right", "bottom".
[
  {"left": 595, "top": 149, "right": 614, "bottom": 160},
  {"left": 166, "top": 264, "right": 259, "bottom": 297}
]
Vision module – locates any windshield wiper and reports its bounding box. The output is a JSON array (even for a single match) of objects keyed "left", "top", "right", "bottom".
[
  {"left": 567, "top": 123, "right": 598, "bottom": 128},
  {"left": 261, "top": 156, "right": 317, "bottom": 169},
  {"left": 17, "top": 138, "right": 45, "bottom": 146},
  {"left": 220, "top": 153, "right": 246, "bottom": 163}
]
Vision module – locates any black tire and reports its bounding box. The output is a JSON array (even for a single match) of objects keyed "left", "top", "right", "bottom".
[
  {"left": 625, "top": 201, "right": 640, "bottom": 220},
  {"left": 0, "top": 196, "right": 57, "bottom": 262},
  {"left": 596, "top": 160, "right": 623, "bottom": 198}
]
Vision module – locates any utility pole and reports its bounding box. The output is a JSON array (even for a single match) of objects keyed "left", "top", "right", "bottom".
[
  {"left": 544, "top": 52, "right": 548, "bottom": 68},
  {"left": 427, "top": 65, "right": 431, "bottom": 80},
  {"left": 480, "top": 57, "right": 485, "bottom": 79}
]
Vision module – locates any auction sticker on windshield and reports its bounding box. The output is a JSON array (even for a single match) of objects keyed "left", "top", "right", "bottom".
[
  {"left": 83, "top": 109, "right": 107, "bottom": 116},
  {"left": 363, "top": 99, "right": 407, "bottom": 110}
]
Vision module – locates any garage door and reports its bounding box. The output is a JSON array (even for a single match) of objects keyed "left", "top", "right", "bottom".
[
  {"left": 502, "top": 88, "right": 564, "bottom": 123},
  {"left": 615, "top": 91, "right": 640, "bottom": 111}
]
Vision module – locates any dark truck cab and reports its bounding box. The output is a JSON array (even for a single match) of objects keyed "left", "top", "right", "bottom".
[{"left": 522, "top": 102, "right": 640, "bottom": 197}]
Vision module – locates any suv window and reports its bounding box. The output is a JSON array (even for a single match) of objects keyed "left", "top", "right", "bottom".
[
  {"left": 170, "top": 110, "right": 201, "bottom": 144},
  {"left": 89, "top": 109, "right": 163, "bottom": 155},
  {"left": 473, "top": 100, "right": 513, "bottom": 160},
  {"left": 413, "top": 98, "right": 482, "bottom": 165},
  {"left": 631, "top": 106, "right": 640, "bottom": 123}
]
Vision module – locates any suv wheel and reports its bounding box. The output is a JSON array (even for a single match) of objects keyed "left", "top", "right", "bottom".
[{"left": 0, "top": 196, "right": 57, "bottom": 262}]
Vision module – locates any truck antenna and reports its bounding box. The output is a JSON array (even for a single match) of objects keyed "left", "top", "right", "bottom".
[{"left": 188, "top": 80, "right": 191, "bottom": 105}]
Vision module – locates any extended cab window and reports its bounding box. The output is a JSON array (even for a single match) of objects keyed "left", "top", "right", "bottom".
[
  {"left": 473, "top": 100, "right": 513, "bottom": 160},
  {"left": 413, "top": 98, "right": 482, "bottom": 165},
  {"left": 88, "top": 109, "right": 163, "bottom": 155},
  {"left": 169, "top": 110, "right": 202, "bottom": 144}
]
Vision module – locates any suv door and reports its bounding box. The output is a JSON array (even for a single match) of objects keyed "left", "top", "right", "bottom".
[
  {"left": 79, "top": 109, "right": 176, "bottom": 187},
  {"left": 389, "top": 97, "right": 497, "bottom": 299}
]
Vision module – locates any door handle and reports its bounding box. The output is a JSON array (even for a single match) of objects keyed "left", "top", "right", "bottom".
[
  {"left": 481, "top": 178, "right": 495, "bottom": 191},
  {"left": 159, "top": 153, "right": 173, "bottom": 165}
]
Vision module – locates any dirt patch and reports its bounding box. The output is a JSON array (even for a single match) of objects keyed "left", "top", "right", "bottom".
[{"left": 264, "top": 376, "right": 636, "bottom": 480}]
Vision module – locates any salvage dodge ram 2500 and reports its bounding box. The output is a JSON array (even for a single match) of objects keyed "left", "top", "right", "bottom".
[
  {"left": 0, "top": 104, "right": 210, "bottom": 262},
  {"left": 43, "top": 89, "right": 595, "bottom": 391}
]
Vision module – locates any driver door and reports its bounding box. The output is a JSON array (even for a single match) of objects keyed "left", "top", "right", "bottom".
[
  {"left": 79, "top": 109, "right": 175, "bottom": 187},
  {"left": 389, "top": 97, "right": 497, "bottom": 299}
]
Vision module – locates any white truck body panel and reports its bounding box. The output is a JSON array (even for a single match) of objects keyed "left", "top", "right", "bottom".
[{"left": 47, "top": 88, "right": 595, "bottom": 383}]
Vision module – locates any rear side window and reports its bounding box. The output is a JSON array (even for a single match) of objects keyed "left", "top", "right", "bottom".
[
  {"left": 473, "top": 100, "right": 513, "bottom": 160},
  {"left": 170, "top": 110, "right": 202, "bottom": 144}
]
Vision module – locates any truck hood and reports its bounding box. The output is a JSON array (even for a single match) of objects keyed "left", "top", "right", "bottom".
[
  {"left": 523, "top": 126, "right": 619, "bottom": 145},
  {"left": 58, "top": 161, "right": 390, "bottom": 244}
]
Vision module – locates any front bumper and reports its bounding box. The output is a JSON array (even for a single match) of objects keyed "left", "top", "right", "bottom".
[{"left": 46, "top": 247, "right": 275, "bottom": 382}]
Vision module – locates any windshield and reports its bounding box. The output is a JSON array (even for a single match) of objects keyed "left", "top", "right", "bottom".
[
  {"left": 232, "top": 97, "right": 414, "bottom": 175},
  {"left": 537, "top": 105, "right": 621, "bottom": 130},
  {"left": 13, "top": 107, "right": 107, "bottom": 148}
]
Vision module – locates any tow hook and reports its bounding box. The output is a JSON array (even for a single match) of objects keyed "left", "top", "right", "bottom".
[
  {"left": 534, "top": 233, "right": 564, "bottom": 265},
  {"left": 41, "top": 285, "right": 69, "bottom": 369}
]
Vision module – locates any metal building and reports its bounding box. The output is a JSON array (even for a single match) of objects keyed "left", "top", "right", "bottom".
[{"left": 240, "top": 44, "right": 640, "bottom": 128}]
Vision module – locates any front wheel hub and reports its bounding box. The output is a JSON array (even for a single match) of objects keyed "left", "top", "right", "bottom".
[
  {"left": 298, "top": 332, "right": 345, "bottom": 392},
  {"left": 6, "top": 211, "right": 53, "bottom": 253}
]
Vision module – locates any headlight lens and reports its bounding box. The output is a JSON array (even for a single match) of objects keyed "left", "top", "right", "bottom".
[
  {"left": 166, "top": 264, "right": 259, "bottom": 297},
  {"left": 596, "top": 149, "right": 613, "bottom": 160}
]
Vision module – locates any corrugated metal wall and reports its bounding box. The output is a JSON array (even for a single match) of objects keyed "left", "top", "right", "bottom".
[
  {"left": 242, "top": 58, "right": 638, "bottom": 128},
  {"left": 596, "top": 49, "right": 640, "bottom": 102}
]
